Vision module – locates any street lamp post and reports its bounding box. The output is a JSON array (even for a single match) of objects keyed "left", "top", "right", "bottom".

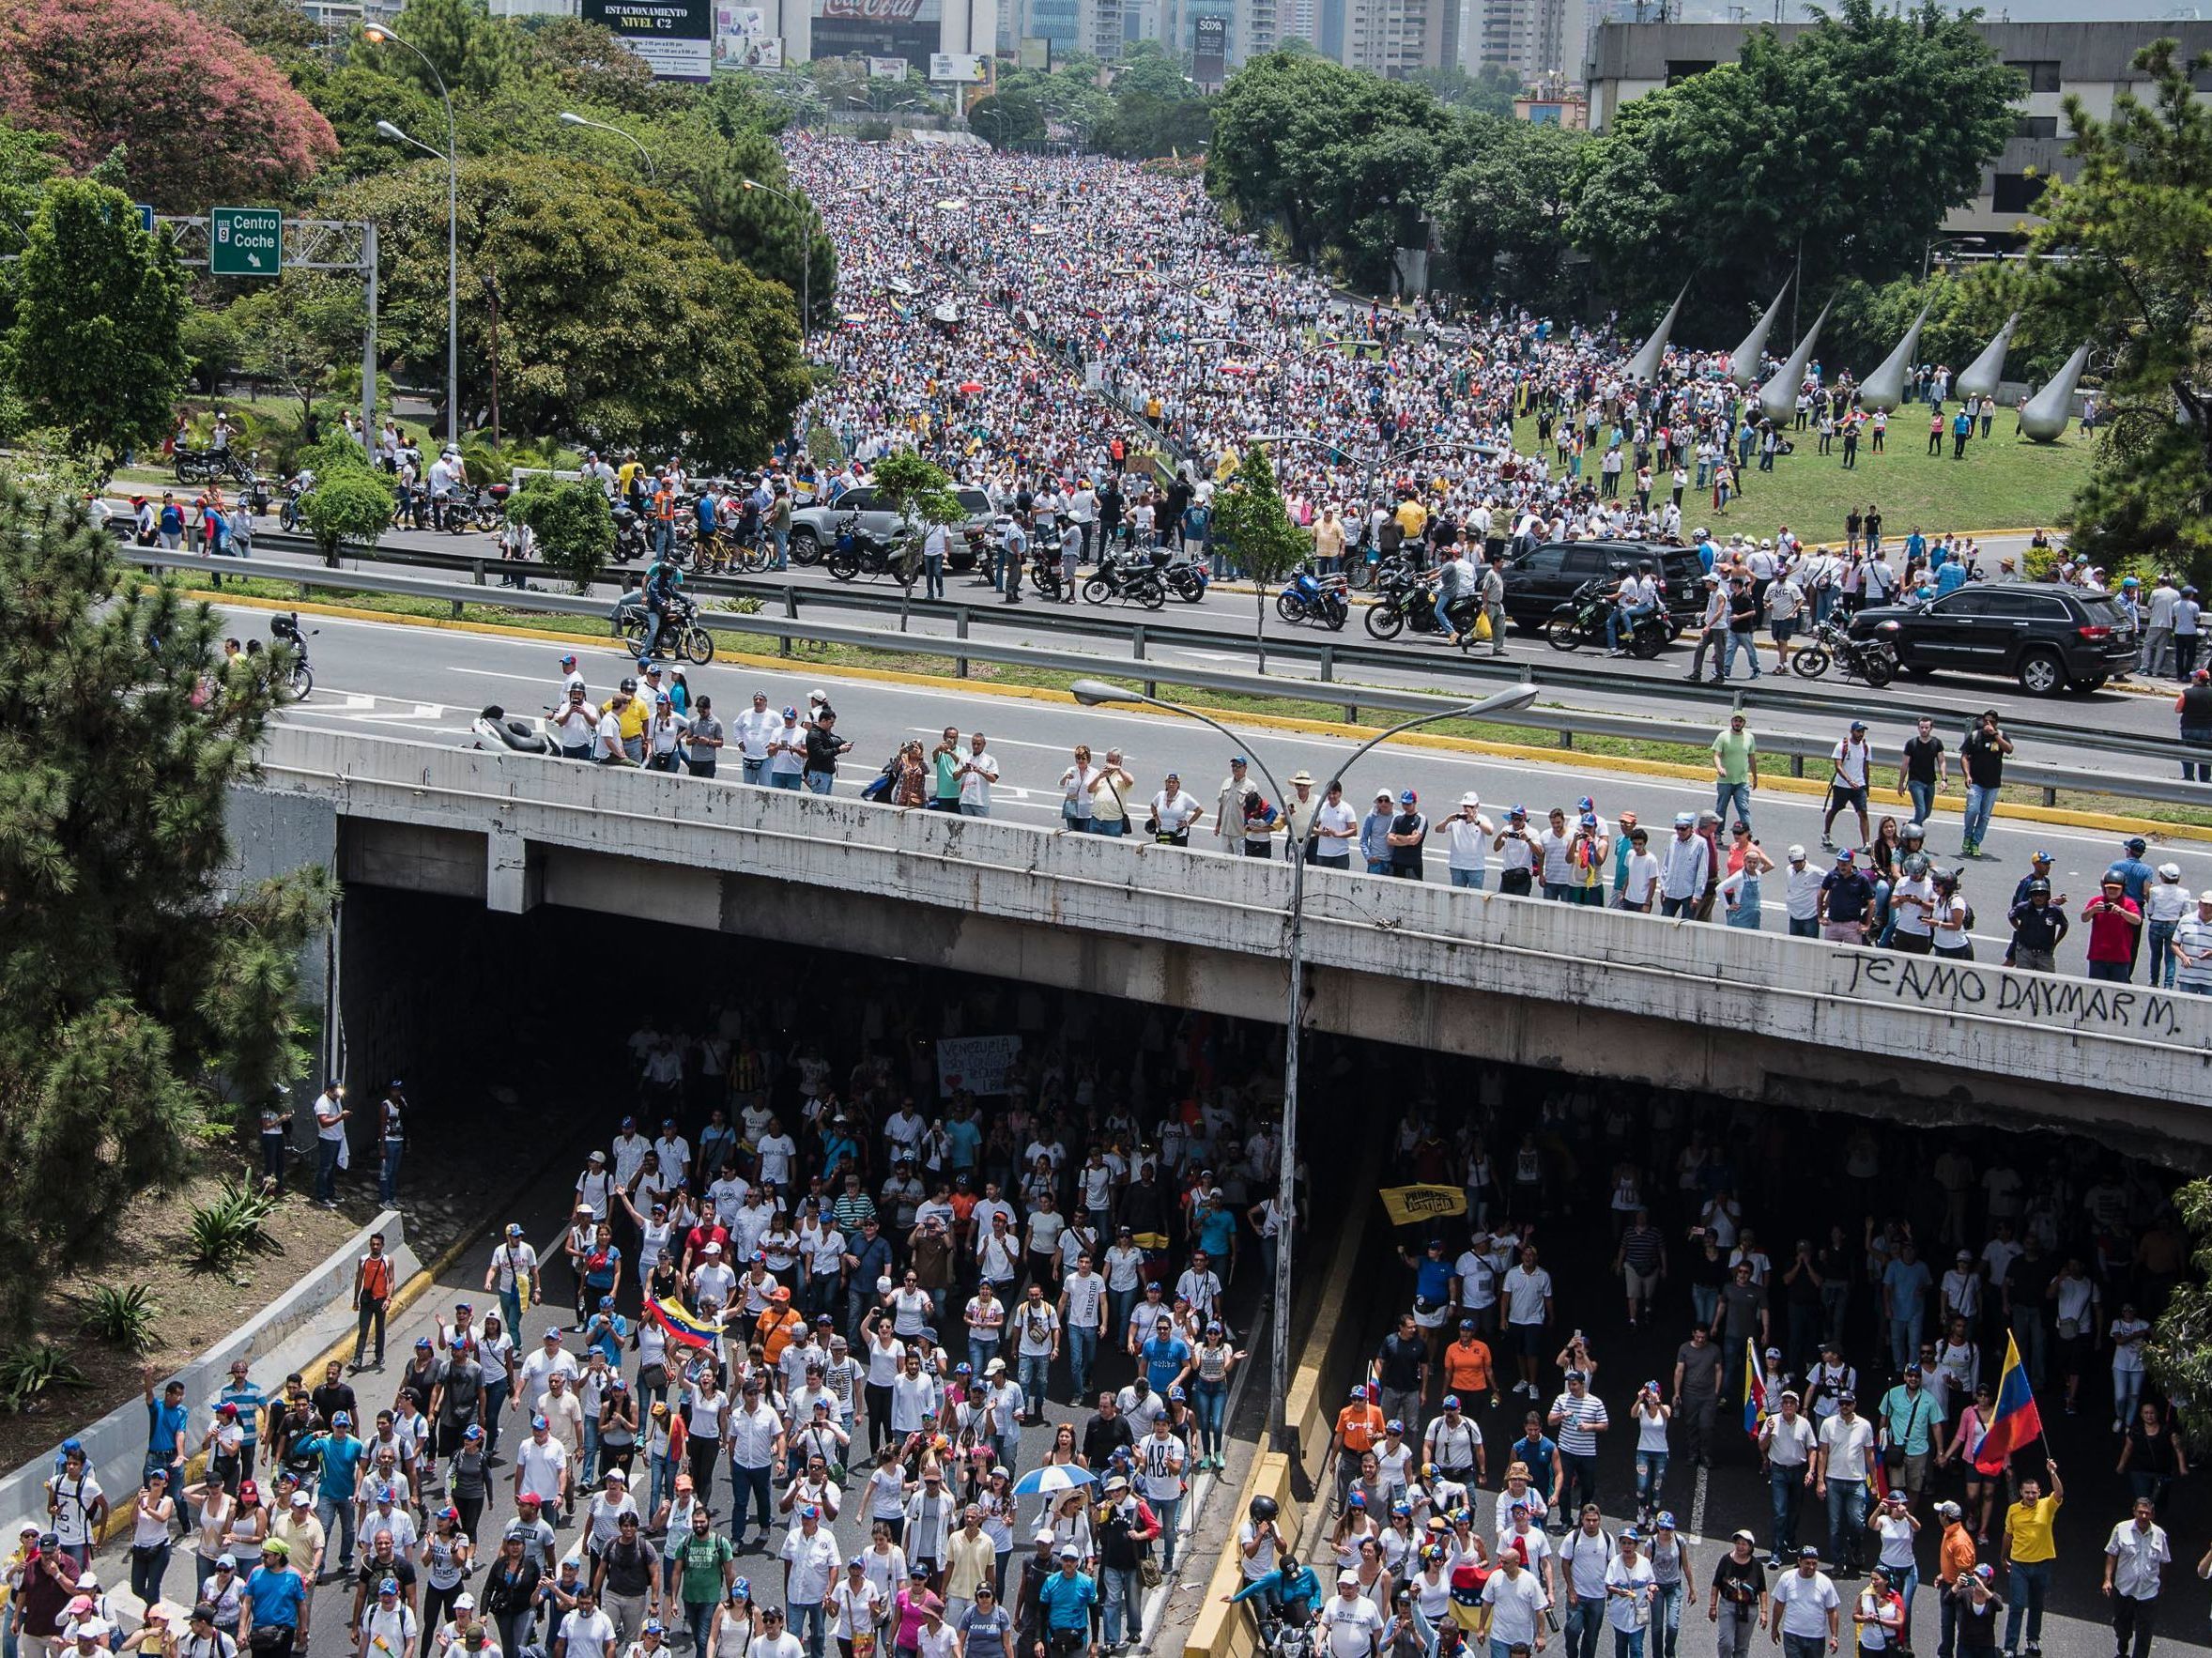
[
  {"left": 1067, "top": 678, "right": 1538, "bottom": 1453},
  {"left": 558, "top": 111, "right": 656, "bottom": 181},
  {"left": 741, "top": 177, "right": 811, "bottom": 341},
  {"left": 365, "top": 25, "right": 458, "bottom": 450}
]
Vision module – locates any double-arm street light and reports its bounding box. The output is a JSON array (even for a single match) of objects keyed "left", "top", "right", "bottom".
[
  {"left": 741, "top": 177, "right": 812, "bottom": 340},
  {"left": 559, "top": 112, "right": 656, "bottom": 181},
  {"left": 1068, "top": 678, "right": 1538, "bottom": 1453},
  {"left": 366, "top": 23, "right": 458, "bottom": 450}
]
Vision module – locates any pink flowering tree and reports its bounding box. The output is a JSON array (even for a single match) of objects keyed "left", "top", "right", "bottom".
[{"left": 0, "top": 0, "right": 337, "bottom": 207}]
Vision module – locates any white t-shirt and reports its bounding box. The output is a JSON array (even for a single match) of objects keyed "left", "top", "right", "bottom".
[
  {"left": 1772, "top": 1570, "right": 1838, "bottom": 1639},
  {"left": 958, "top": 752, "right": 999, "bottom": 811},
  {"left": 1831, "top": 739, "right": 1870, "bottom": 790},
  {"left": 559, "top": 1608, "right": 618, "bottom": 1658},
  {"left": 1604, "top": 1555, "right": 1654, "bottom": 1631},
  {"left": 1482, "top": 1569, "right": 1545, "bottom": 1646},
  {"left": 1317, "top": 1593, "right": 1383, "bottom": 1658},
  {"left": 1502, "top": 1265, "right": 1552, "bottom": 1327}
]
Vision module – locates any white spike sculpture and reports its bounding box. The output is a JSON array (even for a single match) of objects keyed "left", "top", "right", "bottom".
[
  {"left": 1758, "top": 297, "right": 1834, "bottom": 427},
  {"left": 1858, "top": 302, "right": 1932, "bottom": 413},
  {"left": 1955, "top": 313, "right": 2019, "bottom": 403},
  {"left": 1625, "top": 284, "right": 1689, "bottom": 385},
  {"left": 2020, "top": 343, "right": 2093, "bottom": 442},
  {"left": 1728, "top": 279, "right": 1792, "bottom": 390}
]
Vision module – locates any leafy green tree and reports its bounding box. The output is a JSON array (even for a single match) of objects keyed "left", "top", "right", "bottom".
[
  {"left": 520, "top": 17, "right": 656, "bottom": 112},
  {"left": 1566, "top": 0, "right": 2018, "bottom": 327},
  {"left": 0, "top": 478, "right": 332, "bottom": 1329},
  {"left": 969, "top": 90, "right": 1048, "bottom": 149},
  {"left": 1820, "top": 269, "right": 2005, "bottom": 385},
  {"left": 369, "top": 0, "right": 530, "bottom": 100},
  {"left": 2149, "top": 1177, "right": 2212, "bottom": 1452},
  {"left": 227, "top": 273, "right": 367, "bottom": 426},
  {"left": 2, "top": 177, "right": 189, "bottom": 475},
  {"left": 1097, "top": 90, "right": 1212, "bottom": 160},
  {"left": 1433, "top": 115, "right": 1584, "bottom": 304},
  {"left": 179, "top": 304, "right": 245, "bottom": 396},
  {"left": 1208, "top": 53, "right": 1452, "bottom": 274},
  {"left": 1112, "top": 41, "right": 1196, "bottom": 101},
  {"left": 341, "top": 153, "right": 805, "bottom": 464},
  {"left": 310, "top": 61, "right": 450, "bottom": 178},
  {"left": 296, "top": 439, "right": 393, "bottom": 565},
  {"left": 510, "top": 476, "right": 613, "bottom": 593},
  {"left": 2005, "top": 39, "right": 2212, "bottom": 582},
  {"left": 1210, "top": 446, "right": 1311, "bottom": 671},
  {"left": 1406, "top": 63, "right": 1520, "bottom": 119}
]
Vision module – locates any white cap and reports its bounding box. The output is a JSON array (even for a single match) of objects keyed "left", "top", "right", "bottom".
[
  {"left": 1788, "top": 845, "right": 1806, "bottom": 861},
  {"left": 1459, "top": 791, "right": 1481, "bottom": 807}
]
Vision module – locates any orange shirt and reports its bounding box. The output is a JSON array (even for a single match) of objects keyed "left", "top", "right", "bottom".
[
  {"left": 1443, "top": 1340, "right": 1495, "bottom": 1394},
  {"left": 1939, "top": 1523, "right": 1977, "bottom": 1585},
  {"left": 1336, "top": 1403, "right": 1387, "bottom": 1455},
  {"left": 757, "top": 1308, "right": 805, "bottom": 1363}
]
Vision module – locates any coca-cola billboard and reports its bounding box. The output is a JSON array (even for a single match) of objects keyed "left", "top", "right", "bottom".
[{"left": 817, "top": 0, "right": 924, "bottom": 21}]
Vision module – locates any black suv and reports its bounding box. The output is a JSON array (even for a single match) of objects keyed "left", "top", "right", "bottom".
[
  {"left": 1847, "top": 581, "right": 2139, "bottom": 696},
  {"left": 1500, "top": 540, "right": 1709, "bottom": 634}
]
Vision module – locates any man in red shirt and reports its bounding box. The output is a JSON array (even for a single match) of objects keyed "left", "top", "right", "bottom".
[
  {"left": 2082, "top": 876, "right": 2143, "bottom": 982},
  {"left": 17, "top": 1533, "right": 80, "bottom": 1658}
]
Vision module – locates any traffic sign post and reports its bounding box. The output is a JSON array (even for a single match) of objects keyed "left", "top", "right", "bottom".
[{"left": 210, "top": 207, "right": 283, "bottom": 277}]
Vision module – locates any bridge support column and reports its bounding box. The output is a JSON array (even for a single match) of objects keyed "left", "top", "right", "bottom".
[{"left": 486, "top": 824, "right": 541, "bottom": 914}]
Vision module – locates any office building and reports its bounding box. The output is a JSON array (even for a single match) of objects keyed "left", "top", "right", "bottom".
[{"left": 1467, "top": 0, "right": 1586, "bottom": 83}]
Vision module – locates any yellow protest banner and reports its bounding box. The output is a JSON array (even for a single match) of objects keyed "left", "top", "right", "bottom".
[{"left": 1377, "top": 1185, "right": 1467, "bottom": 1227}]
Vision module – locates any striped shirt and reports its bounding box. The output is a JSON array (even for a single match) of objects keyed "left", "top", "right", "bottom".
[{"left": 1549, "top": 1391, "right": 1608, "bottom": 1456}]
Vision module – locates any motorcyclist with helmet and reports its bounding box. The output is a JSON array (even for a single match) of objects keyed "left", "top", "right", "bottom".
[{"left": 641, "top": 553, "right": 686, "bottom": 659}]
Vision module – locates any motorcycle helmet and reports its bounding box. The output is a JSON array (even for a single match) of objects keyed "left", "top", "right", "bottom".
[
  {"left": 1900, "top": 822, "right": 1926, "bottom": 843},
  {"left": 1903, "top": 852, "right": 1930, "bottom": 877},
  {"left": 1249, "top": 1496, "right": 1280, "bottom": 1525}
]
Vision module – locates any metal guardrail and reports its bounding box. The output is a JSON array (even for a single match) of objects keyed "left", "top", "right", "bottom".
[
  {"left": 129, "top": 546, "right": 2212, "bottom": 814},
  {"left": 217, "top": 528, "right": 2189, "bottom": 770}
]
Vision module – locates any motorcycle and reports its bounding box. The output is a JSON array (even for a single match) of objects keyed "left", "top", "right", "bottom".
[
  {"left": 825, "top": 516, "right": 919, "bottom": 586},
  {"left": 1792, "top": 616, "right": 1899, "bottom": 688},
  {"left": 173, "top": 446, "right": 254, "bottom": 485},
  {"left": 1161, "top": 547, "right": 1210, "bottom": 604},
  {"left": 269, "top": 611, "right": 315, "bottom": 700},
  {"left": 1363, "top": 565, "right": 1479, "bottom": 644},
  {"left": 1544, "top": 577, "right": 1670, "bottom": 658},
  {"left": 430, "top": 484, "right": 507, "bottom": 534},
  {"left": 611, "top": 507, "right": 651, "bottom": 565},
  {"left": 469, "top": 705, "right": 562, "bottom": 758},
  {"left": 1027, "top": 547, "right": 1067, "bottom": 601},
  {"left": 1275, "top": 569, "right": 1348, "bottom": 631},
  {"left": 1082, "top": 546, "right": 1168, "bottom": 610},
  {"left": 277, "top": 476, "right": 311, "bottom": 533},
  {"left": 620, "top": 595, "right": 715, "bottom": 666}
]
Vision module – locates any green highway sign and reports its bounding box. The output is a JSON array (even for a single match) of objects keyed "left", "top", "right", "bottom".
[{"left": 210, "top": 207, "right": 283, "bottom": 277}]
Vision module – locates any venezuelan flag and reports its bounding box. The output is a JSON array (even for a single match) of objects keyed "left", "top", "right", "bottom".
[
  {"left": 1743, "top": 1339, "right": 1766, "bottom": 1440},
  {"left": 1975, "top": 1333, "right": 2043, "bottom": 1475},
  {"left": 646, "top": 1296, "right": 722, "bottom": 1351}
]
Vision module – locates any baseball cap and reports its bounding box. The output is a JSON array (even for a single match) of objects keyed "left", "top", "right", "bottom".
[{"left": 1399, "top": 790, "right": 1418, "bottom": 806}]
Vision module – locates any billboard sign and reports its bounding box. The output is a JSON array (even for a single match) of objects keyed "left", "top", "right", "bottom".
[
  {"left": 929, "top": 51, "right": 991, "bottom": 82},
  {"left": 1191, "top": 12, "right": 1226, "bottom": 83},
  {"left": 1017, "top": 33, "right": 1051, "bottom": 69},
  {"left": 868, "top": 54, "right": 910, "bottom": 75},
  {"left": 586, "top": 0, "right": 713, "bottom": 79},
  {"left": 714, "top": 4, "right": 782, "bottom": 65},
  {"left": 819, "top": 0, "right": 925, "bottom": 16}
]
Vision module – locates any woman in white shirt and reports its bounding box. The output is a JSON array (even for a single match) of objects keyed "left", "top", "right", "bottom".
[
  {"left": 1603, "top": 1530, "right": 1656, "bottom": 1653},
  {"left": 1629, "top": 1385, "right": 1670, "bottom": 1528},
  {"left": 1058, "top": 747, "right": 1097, "bottom": 833},
  {"left": 1148, "top": 775, "right": 1203, "bottom": 847},
  {"left": 2111, "top": 1302, "right": 2152, "bottom": 1431},
  {"left": 1930, "top": 872, "right": 1973, "bottom": 960}
]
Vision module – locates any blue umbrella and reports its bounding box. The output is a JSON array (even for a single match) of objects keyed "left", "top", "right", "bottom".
[{"left": 1011, "top": 1465, "right": 1098, "bottom": 1497}]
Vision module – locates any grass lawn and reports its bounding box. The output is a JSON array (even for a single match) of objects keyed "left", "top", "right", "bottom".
[{"left": 1511, "top": 415, "right": 2095, "bottom": 545}]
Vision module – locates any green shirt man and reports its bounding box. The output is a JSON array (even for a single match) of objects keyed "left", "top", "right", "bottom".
[
  {"left": 1712, "top": 717, "right": 1759, "bottom": 791},
  {"left": 932, "top": 729, "right": 962, "bottom": 805},
  {"left": 673, "top": 1518, "right": 735, "bottom": 1612}
]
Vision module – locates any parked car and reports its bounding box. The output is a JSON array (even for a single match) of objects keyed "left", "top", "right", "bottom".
[
  {"left": 789, "top": 484, "right": 995, "bottom": 569},
  {"left": 1846, "top": 581, "right": 2139, "bottom": 696},
  {"left": 1499, "top": 540, "right": 1709, "bottom": 634}
]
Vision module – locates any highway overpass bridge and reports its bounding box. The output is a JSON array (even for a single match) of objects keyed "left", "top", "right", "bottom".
[{"left": 235, "top": 727, "right": 2212, "bottom": 1161}]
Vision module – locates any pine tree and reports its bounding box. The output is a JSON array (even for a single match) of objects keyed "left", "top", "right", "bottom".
[{"left": 0, "top": 478, "right": 332, "bottom": 1328}]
